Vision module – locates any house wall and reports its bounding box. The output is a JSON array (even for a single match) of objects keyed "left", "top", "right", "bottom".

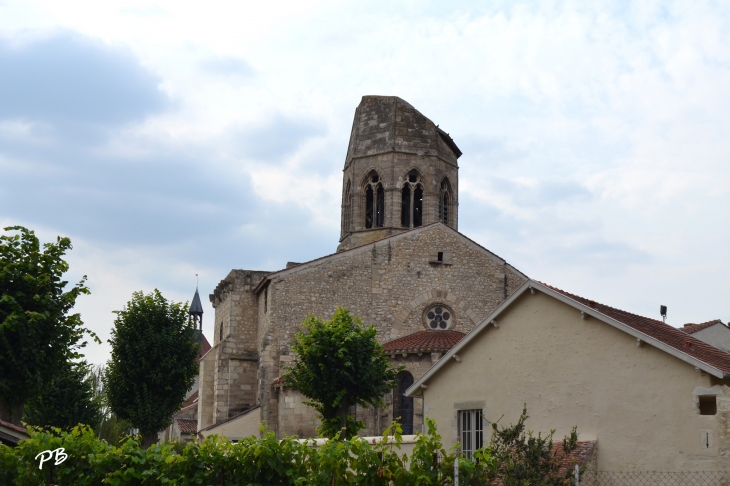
[
  {"left": 255, "top": 225, "right": 526, "bottom": 438},
  {"left": 199, "top": 406, "right": 262, "bottom": 441},
  {"left": 421, "top": 291, "right": 730, "bottom": 472},
  {"left": 692, "top": 324, "right": 730, "bottom": 353}
]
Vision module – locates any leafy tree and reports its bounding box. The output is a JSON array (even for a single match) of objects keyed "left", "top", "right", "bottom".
[
  {"left": 0, "top": 226, "right": 96, "bottom": 425},
  {"left": 23, "top": 359, "right": 102, "bottom": 431},
  {"left": 87, "top": 364, "right": 133, "bottom": 445},
  {"left": 283, "top": 307, "right": 401, "bottom": 439},
  {"left": 485, "top": 405, "right": 579, "bottom": 486},
  {"left": 104, "top": 289, "right": 199, "bottom": 447}
]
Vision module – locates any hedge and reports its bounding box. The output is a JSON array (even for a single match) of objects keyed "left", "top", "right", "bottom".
[{"left": 0, "top": 420, "right": 493, "bottom": 485}]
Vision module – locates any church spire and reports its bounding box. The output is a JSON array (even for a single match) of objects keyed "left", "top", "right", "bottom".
[{"left": 189, "top": 280, "right": 203, "bottom": 331}]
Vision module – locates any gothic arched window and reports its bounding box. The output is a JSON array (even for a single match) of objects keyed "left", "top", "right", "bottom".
[
  {"left": 439, "top": 178, "right": 451, "bottom": 225},
  {"left": 365, "top": 173, "right": 384, "bottom": 229},
  {"left": 401, "top": 170, "right": 423, "bottom": 229},
  {"left": 394, "top": 371, "right": 414, "bottom": 434}
]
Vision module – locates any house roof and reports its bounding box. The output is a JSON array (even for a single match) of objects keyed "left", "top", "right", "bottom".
[
  {"left": 253, "top": 223, "right": 527, "bottom": 294},
  {"left": 681, "top": 319, "right": 726, "bottom": 334},
  {"left": 383, "top": 330, "right": 465, "bottom": 354},
  {"left": 199, "top": 406, "right": 261, "bottom": 433},
  {"left": 407, "top": 280, "right": 730, "bottom": 396},
  {"left": 555, "top": 441, "right": 596, "bottom": 475},
  {"left": 542, "top": 283, "right": 730, "bottom": 376},
  {"left": 197, "top": 333, "right": 211, "bottom": 362},
  {"left": 0, "top": 419, "right": 28, "bottom": 436},
  {"left": 176, "top": 418, "right": 197, "bottom": 434}
]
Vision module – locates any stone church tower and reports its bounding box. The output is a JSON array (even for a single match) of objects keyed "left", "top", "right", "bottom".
[
  {"left": 197, "top": 96, "right": 527, "bottom": 440},
  {"left": 338, "top": 96, "right": 461, "bottom": 251}
]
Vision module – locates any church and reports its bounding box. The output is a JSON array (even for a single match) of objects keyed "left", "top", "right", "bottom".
[{"left": 195, "top": 95, "right": 528, "bottom": 439}]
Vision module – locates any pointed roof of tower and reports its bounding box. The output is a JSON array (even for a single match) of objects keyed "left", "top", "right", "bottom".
[{"left": 189, "top": 288, "right": 204, "bottom": 315}]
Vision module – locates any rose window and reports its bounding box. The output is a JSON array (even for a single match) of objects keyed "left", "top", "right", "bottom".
[{"left": 424, "top": 305, "right": 453, "bottom": 330}]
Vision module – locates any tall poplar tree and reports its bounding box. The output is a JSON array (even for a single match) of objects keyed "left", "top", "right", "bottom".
[{"left": 104, "top": 289, "right": 199, "bottom": 447}]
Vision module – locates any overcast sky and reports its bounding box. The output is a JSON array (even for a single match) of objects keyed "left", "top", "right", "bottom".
[{"left": 1, "top": 0, "right": 729, "bottom": 364}]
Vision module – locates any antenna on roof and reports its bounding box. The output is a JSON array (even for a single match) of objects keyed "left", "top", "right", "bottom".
[{"left": 660, "top": 305, "right": 667, "bottom": 323}]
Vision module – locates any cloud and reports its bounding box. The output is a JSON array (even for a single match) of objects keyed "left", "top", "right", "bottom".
[
  {"left": 200, "top": 57, "right": 254, "bottom": 77},
  {"left": 231, "top": 114, "right": 327, "bottom": 162},
  {"left": 0, "top": 31, "right": 169, "bottom": 125}
]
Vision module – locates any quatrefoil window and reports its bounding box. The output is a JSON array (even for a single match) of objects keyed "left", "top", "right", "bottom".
[{"left": 424, "top": 304, "right": 454, "bottom": 331}]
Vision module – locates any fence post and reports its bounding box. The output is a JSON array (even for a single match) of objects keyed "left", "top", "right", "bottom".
[
  {"left": 574, "top": 464, "right": 579, "bottom": 486},
  {"left": 454, "top": 453, "right": 459, "bottom": 486}
]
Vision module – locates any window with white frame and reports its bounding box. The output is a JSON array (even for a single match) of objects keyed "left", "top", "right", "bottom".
[{"left": 458, "top": 409, "right": 484, "bottom": 459}]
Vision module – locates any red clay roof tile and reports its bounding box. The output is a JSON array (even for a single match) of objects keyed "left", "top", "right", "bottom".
[
  {"left": 541, "top": 283, "right": 730, "bottom": 376},
  {"left": 383, "top": 330, "right": 465, "bottom": 354},
  {"left": 681, "top": 319, "right": 726, "bottom": 334},
  {"left": 175, "top": 418, "right": 197, "bottom": 434}
]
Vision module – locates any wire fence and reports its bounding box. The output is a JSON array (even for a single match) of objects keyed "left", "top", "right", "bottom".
[{"left": 579, "top": 471, "right": 730, "bottom": 486}]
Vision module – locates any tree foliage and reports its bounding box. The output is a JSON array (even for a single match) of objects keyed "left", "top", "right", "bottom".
[
  {"left": 23, "top": 359, "right": 102, "bottom": 431},
  {"left": 486, "top": 405, "right": 579, "bottom": 486},
  {"left": 0, "top": 413, "right": 582, "bottom": 485},
  {"left": 88, "top": 364, "right": 133, "bottom": 445},
  {"left": 104, "top": 289, "right": 199, "bottom": 447},
  {"left": 283, "top": 307, "right": 400, "bottom": 439},
  {"left": 0, "top": 226, "right": 96, "bottom": 424}
]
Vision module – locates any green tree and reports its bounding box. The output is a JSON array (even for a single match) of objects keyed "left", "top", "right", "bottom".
[
  {"left": 104, "top": 289, "right": 199, "bottom": 447},
  {"left": 88, "top": 364, "right": 133, "bottom": 445},
  {"left": 23, "top": 359, "right": 102, "bottom": 431},
  {"left": 283, "top": 307, "right": 400, "bottom": 439},
  {"left": 0, "top": 226, "right": 96, "bottom": 425}
]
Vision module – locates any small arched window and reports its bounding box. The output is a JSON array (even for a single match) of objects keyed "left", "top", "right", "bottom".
[
  {"left": 401, "top": 170, "right": 423, "bottom": 229},
  {"left": 439, "top": 179, "right": 451, "bottom": 225},
  {"left": 394, "top": 371, "right": 414, "bottom": 434},
  {"left": 364, "top": 173, "right": 384, "bottom": 229}
]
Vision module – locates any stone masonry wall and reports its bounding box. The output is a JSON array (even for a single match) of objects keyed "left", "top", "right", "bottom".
[
  {"left": 205, "top": 269, "right": 269, "bottom": 425},
  {"left": 255, "top": 224, "right": 526, "bottom": 437}
]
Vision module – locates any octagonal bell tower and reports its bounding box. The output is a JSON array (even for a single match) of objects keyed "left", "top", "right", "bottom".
[{"left": 337, "top": 96, "right": 462, "bottom": 252}]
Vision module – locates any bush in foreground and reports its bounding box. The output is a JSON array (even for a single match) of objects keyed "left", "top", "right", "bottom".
[{"left": 0, "top": 413, "right": 580, "bottom": 485}]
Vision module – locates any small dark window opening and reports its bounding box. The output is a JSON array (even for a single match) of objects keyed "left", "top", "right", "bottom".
[
  {"left": 414, "top": 186, "right": 423, "bottom": 227},
  {"left": 401, "top": 185, "right": 411, "bottom": 227},
  {"left": 376, "top": 185, "right": 385, "bottom": 227},
  {"left": 442, "top": 193, "right": 449, "bottom": 224},
  {"left": 264, "top": 287, "right": 268, "bottom": 313},
  {"left": 365, "top": 186, "right": 374, "bottom": 228},
  {"left": 219, "top": 322, "right": 223, "bottom": 342},
  {"left": 371, "top": 174, "right": 379, "bottom": 183},
  {"left": 394, "top": 371, "right": 414, "bottom": 434},
  {"left": 437, "top": 252, "right": 444, "bottom": 262},
  {"left": 699, "top": 395, "right": 717, "bottom": 415},
  {"left": 408, "top": 173, "right": 418, "bottom": 183}
]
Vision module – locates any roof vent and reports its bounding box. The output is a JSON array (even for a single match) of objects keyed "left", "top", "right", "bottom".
[{"left": 660, "top": 305, "right": 667, "bottom": 323}]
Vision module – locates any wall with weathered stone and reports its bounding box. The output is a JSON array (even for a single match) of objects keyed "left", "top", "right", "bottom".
[
  {"left": 339, "top": 96, "right": 461, "bottom": 251},
  {"left": 204, "top": 269, "right": 269, "bottom": 426},
  {"left": 253, "top": 223, "right": 526, "bottom": 437}
]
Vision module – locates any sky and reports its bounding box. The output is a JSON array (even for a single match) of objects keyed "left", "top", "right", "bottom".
[{"left": 1, "top": 0, "right": 729, "bottom": 365}]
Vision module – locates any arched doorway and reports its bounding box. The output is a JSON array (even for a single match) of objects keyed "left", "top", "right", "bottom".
[{"left": 394, "top": 371, "right": 414, "bottom": 434}]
